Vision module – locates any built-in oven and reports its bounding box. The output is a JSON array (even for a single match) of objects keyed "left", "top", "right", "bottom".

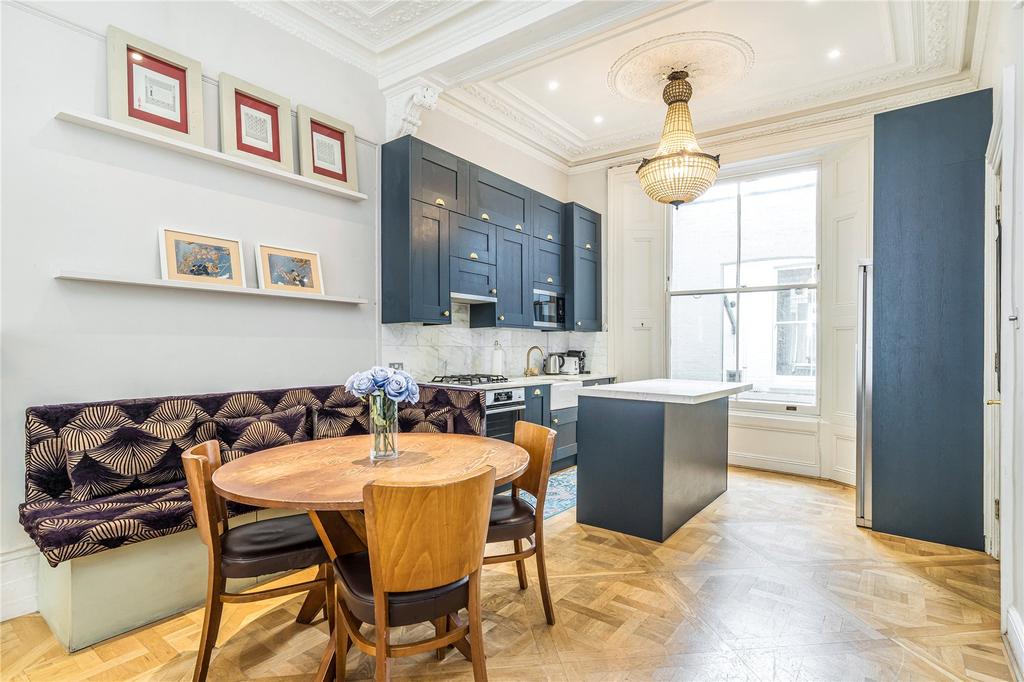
[
  {"left": 532, "top": 288, "right": 564, "bottom": 329},
  {"left": 484, "top": 386, "right": 525, "bottom": 442}
]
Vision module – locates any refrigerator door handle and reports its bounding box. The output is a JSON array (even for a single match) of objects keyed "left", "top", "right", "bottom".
[{"left": 856, "top": 262, "right": 873, "bottom": 528}]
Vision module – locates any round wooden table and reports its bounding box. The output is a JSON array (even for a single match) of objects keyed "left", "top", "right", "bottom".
[{"left": 212, "top": 433, "right": 529, "bottom": 681}]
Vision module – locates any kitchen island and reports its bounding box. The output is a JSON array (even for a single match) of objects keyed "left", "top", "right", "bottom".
[{"left": 576, "top": 379, "right": 751, "bottom": 542}]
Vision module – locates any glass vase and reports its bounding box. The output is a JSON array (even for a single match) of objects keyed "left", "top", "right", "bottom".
[{"left": 369, "top": 394, "right": 399, "bottom": 461}]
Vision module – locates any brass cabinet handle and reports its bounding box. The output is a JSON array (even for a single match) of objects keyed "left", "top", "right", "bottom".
[
  {"left": 987, "top": 399, "right": 1002, "bottom": 405},
  {"left": 498, "top": 314, "right": 505, "bottom": 321},
  {"left": 442, "top": 310, "right": 450, "bottom": 317},
  {"left": 435, "top": 198, "right": 446, "bottom": 206},
  {"left": 585, "top": 243, "right": 592, "bottom": 249},
  {"left": 481, "top": 213, "right": 490, "bottom": 221},
  {"left": 546, "top": 234, "right": 554, "bottom": 240},
  {"left": 552, "top": 417, "right": 559, "bottom": 424},
  {"left": 490, "top": 288, "right": 497, "bottom": 295},
  {"left": 515, "top": 224, "right": 523, "bottom": 231},
  {"left": 546, "top": 276, "right": 554, "bottom": 283},
  {"left": 533, "top": 388, "right": 542, "bottom": 396},
  {"left": 469, "top": 252, "right": 479, "bottom": 260}
]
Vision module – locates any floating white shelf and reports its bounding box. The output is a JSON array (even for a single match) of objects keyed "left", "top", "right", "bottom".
[
  {"left": 55, "top": 111, "right": 369, "bottom": 202},
  {"left": 55, "top": 270, "right": 368, "bottom": 305}
]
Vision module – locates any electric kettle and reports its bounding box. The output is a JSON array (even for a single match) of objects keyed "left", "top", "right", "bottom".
[{"left": 544, "top": 353, "right": 565, "bottom": 375}]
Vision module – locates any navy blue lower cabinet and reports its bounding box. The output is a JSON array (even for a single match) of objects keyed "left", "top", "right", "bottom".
[
  {"left": 450, "top": 258, "right": 497, "bottom": 299},
  {"left": 550, "top": 406, "right": 577, "bottom": 472},
  {"left": 524, "top": 384, "right": 550, "bottom": 427}
]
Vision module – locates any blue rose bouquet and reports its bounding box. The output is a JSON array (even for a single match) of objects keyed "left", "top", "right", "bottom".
[{"left": 345, "top": 366, "right": 420, "bottom": 460}]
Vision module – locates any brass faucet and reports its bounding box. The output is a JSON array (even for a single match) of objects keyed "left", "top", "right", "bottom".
[{"left": 525, "top": 346, "right": 544, "bottom": 377}]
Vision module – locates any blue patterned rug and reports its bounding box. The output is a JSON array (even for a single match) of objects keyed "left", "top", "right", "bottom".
[{"left": 518, "top": 466, "right": 577, "bottom": 519}]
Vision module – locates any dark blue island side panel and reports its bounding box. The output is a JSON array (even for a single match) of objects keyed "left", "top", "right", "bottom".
[{"left": 872, "top": 89, "right": 991, "bottom": 550}]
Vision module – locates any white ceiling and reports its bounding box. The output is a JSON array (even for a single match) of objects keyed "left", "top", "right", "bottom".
[{"left": 240, "top": 0, "right": 989, "bottom": 169}]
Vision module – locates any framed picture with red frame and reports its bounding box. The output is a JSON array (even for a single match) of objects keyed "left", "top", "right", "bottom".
[
  {"left": 106, "top": 26, "right": 204, "bottom": 145},
  {"left": 218, "top": 74, "right": 294, "bottom": 172},
  {"left": 297, "top": 105, "right": 360, "bottom": 193}
]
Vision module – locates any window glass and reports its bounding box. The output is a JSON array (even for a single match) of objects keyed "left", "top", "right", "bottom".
[
  {"left": 670, "top": 182, "right": 738, "bottom": 291},
  {"left": 738, "top": 169, "right": 817, "bottom": 287},
  {"left": 669, "top": 294, "right": 738, "bottom": 381},
  {"left": 737, "top": 290, "right": 817, "bottom": 404}
]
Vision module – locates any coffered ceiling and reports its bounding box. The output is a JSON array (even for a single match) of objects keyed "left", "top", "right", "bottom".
[{"left": 240, "top": 0, "right": 990, "bottom": 169}]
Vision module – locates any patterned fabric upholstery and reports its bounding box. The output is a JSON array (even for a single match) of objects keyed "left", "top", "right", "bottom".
[{"left": 20, "top": 384, "right": 484, "bottom": 567}]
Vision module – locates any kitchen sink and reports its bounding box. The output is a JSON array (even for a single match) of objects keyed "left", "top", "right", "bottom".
[{"left": 550, "top": 380, "right": 582, "bottom": 411}]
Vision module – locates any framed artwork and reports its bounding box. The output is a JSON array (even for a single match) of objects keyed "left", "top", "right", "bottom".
[
  {"left": 296, "top": 105, "right": 359, "bottom": 192},
  {"left": 256, "top": 244, "right": 324, "bottom": 295},
  {"left": 219, "top": 74, "right": 294, "bottom": 171},
  {"left": 159, "top": 229, "right": 245, "bottom": 287},
  {"left": 107, "top": 26, "right": 204, "bottom": 144}
]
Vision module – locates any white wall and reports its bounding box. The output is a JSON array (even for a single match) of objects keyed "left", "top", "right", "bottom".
[{"left": 0, "top": 1, "right": 383, "bottom": 620}]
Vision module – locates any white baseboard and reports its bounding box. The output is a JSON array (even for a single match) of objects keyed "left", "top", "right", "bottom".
[
  {"left": 1006, "top": 606, "right": 1024, "bottom": 681},
  {"left": 1, "top": 545, "right": 39, "bottom": 621},
  {"left": 728, "top": 452, "right": 822, "bottom": 479}
]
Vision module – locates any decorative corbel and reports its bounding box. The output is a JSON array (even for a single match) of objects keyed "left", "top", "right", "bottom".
[{"left": 385, "top": 80, "right": 441, "bottom": 140}]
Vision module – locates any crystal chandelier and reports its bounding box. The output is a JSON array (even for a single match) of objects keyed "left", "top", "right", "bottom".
[{"left": 637, "top": 70, "right": 720, "bottom": 206}]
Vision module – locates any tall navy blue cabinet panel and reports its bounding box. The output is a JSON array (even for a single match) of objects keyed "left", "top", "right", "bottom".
[{"left": 872, "top": 89, "right": 991, "bottom": 550}]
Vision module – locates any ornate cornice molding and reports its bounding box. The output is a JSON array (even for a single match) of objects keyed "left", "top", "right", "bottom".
[{"left": 386, "top": 81, "right": 442, "bottom": 140}]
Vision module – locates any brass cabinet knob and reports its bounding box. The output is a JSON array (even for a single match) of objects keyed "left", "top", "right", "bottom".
[
  {"left": 481, "top": 213, "right": 490, "bottom": 221},
  {"left": 442, "top": 310, "right": 450, "bottom": 317},
  {"left": 515, "top": 224, "right": 523, "bottom": 231},
  {"left": 435, "top": 198, "right": 446, "bottom": 206},
  {"left": 533, "top": 388, "right": 542, "bottom": 396},
  {"left": 490, "top": 288, "right": 497, "bottom": 295},
  {"left": 469, "top": 252, "right": 479, "bottom": 260},
  {"left": 498, "top": 314, "right": 505, "bottom": 321},
  {"left": 547, "top": 234, "right": 554, "bottom": 241},
  {"left": 552, "top": 417, "right": 559, "bottom": 424},
  {"left": 585, "top": 243, "right": 592, "bottom": 249},
  {"left": 546, "top": 276, "right": 554, "bottom": 283}
]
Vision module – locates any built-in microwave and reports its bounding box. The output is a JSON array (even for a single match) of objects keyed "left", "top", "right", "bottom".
[{"left": 532, "top": 288, "right": 564, "bottom": 329}]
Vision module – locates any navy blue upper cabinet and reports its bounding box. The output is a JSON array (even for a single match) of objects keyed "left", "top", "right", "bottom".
[
  {"left": 532, "top": 192, "right": 564, "bottom": 244},
  {"left": 411, "top": 138, "right": 469, "bottom": 214},
  {"left": 565, "top": 202, "right": 603, "bottom": 331},
  {"left": 469, "top": 166, "right": 530, "bottom": 233},
  {"left": 450, "top": 257, "right": 497, "bottom": 300},
  {"left": 380, "top": 196, "right": 451, "bottom": 324},
  {"left": 450, "top": 214, "right": 496, "bottom": 264},
  {"left": 533, "top": 239, "right": 564, "bottom": 288},
  {"left": 470, "top": 228, "right": 532, "bottom": 328},
  {"left": 569, "top": 203, "right": 601, "bottom": 253}
]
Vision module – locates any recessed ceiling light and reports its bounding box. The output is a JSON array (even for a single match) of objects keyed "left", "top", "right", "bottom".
[
  {"left": 593, "top": 115, "right": 604, "bottom": 124},
  {"left": 130, "top": 52, "right": 144, "bottom": 62},
  {"left": 827, "top": 48, "right": 841, "bottom": 60},
  {"left": 548, "top": 80, "right": 559, "bottom": 91}
]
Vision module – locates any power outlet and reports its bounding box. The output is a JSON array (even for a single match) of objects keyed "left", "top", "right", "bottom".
[{"left": 388, "top": 362, "right": 404, "bottom": 371}]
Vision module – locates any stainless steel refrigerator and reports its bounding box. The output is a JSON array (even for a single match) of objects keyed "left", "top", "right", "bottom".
[{"left": 856, "top": 260, "right": 872, "bottom": 528}]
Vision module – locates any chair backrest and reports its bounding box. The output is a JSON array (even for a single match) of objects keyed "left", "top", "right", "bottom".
[
  {"left": 182, "top": 440, "right": 228, "bottom": 549},
  {"left": 362, "top": 467, "right": 495, "bottom": 593},
  {"left": 513, "top": 421, "right": 556, "bottom": 510}
]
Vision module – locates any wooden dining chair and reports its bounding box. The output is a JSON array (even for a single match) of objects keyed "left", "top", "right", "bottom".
[
  {"left": 483, "top": 421, "right": 557, "bottom": 625},
  {"left": 182, "top": 440, "right": 334, "bottom": 682},
  {"left": 332, "top": 466, "right": 496, "bottom": 682}
]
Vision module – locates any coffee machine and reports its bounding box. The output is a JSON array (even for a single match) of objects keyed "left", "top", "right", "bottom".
[{"left": 566, "top": 350, "right": 586, "bottom": 374}]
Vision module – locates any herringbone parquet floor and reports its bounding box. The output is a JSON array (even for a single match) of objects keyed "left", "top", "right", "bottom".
[{"left": 1, "top": 467, "right": 1014, "bottom": 681}]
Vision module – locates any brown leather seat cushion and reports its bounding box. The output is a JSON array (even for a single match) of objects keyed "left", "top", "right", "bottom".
[
  {"left": 335, "top": 551, "right": 468, "bottom": 627},
  {"left": 220, "top": 514, "right": 327, "bottom": 579},
  {"left": 486, "top": 494, "right": 536, "bottom": 543}
]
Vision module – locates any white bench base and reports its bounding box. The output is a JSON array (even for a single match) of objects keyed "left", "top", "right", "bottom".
[{"left": 37, "top": 509, "right": 302, "bottom": 652}]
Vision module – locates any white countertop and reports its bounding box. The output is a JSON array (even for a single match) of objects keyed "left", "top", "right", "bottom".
[
  {"left": 578, "top": 378, "right": 752, "bottom": 405},
  {"left": 423, "top": 372, "right": 616, "bottom": 391}
]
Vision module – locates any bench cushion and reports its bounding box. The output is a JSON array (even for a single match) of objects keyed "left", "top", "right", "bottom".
[
  {"left": 18, "top": 481, "right": 255, "bottom": 567},
  {"left": 215, "top": 404, "right": 309, "bottom": 462}
]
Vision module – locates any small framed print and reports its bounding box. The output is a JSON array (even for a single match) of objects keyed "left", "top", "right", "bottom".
[
  {"left": 297, "top": 105, "right": 359, "bottom": 192},
  {"left": 107, "top": 27, "right": 204, "bottom": 144},
  {"left": 219, "top": 74, "right": 294, "bottom": 172},
  {"left": 160, "top": 229, "right": 245, "bottom": 288},
  {"left": 256, "top": 244, "right": 324, "bottom": 295}
]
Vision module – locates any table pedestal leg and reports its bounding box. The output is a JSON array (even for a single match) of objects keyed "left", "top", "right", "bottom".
[{"left": 308, "top": 510, "right": 366, "bottom": 682}]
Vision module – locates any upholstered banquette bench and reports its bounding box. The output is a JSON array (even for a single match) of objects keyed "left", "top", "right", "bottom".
[{"left": 19, "top": 383, "right": 483, "bottom": 650}]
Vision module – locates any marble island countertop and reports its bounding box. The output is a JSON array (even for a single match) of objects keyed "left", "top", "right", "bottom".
[
  {"left": 422, "top": 372, "right": 617, "bottom": 391},
  {"left": 578, "top": 378, "right": 752, "bottom": 405}
]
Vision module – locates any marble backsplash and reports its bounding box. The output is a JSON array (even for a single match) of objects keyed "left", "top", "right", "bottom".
[{"left": 381, "top": 303, "right": 609, "bottom": 380}]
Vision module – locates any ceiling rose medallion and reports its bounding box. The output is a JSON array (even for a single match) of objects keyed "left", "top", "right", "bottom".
[{"left": 637, "top": 70, "right": 720, "bottom": 207}]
